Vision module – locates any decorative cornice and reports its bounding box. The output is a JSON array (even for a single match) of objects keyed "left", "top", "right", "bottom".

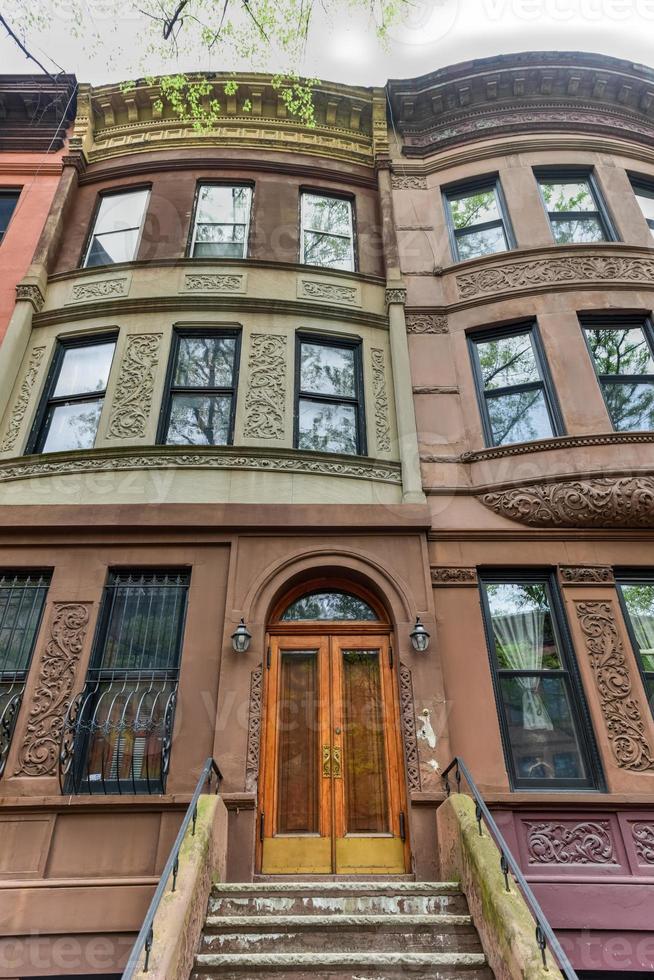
[
  {"left": 0, "top": 446, "right": 401, "bottom": 486},
  {"left": 15, "top": 284, "right": 45, "bottom": 313},
  {"left": 405, "top": 311, "right": 448, "bottom": 334},
  {"left": 0, "top": 75, "right": 77, "bottom": 153},
  {"left": 430, "top": 566, "right": 478, "bottom": 586},
  {"left": 480, "top": 477, "right": 654, "bottom": 528},
  {"left": 559, "top": 566, "right": 615, "bottom": 586},
  {"left": 462, "top": 431, "right": 654, "bottom": 464}
]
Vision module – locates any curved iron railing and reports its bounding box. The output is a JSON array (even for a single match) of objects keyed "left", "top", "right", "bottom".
[
  {"left": 121, "top": 757, "right": 223, "bottom": 978},
  {"left": 442, "top": 756, "right": 578, "bottom": 980},
  {"left": 0, "top": 683, "right": 25, "bottom": 777},
  {"left": 59, "top": 671, "right": 178, "bottom": 795}
]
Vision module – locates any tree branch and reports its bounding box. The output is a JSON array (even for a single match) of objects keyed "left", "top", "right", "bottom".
[{"left": 0, "top": 14, "right": 57, "bottom": 79}]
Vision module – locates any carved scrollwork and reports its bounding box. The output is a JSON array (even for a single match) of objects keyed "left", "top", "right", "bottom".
[
  {"left": 405, "top": 312, "right": 448, "bottom": 334},
  {"left": 391, "top": 174, "right": 428, "bottom": 190},
  {"left": 632, "top": 822, "right": 654, "bottom": 864},
  {"left": 559, "top": 566, "right": 615, "bottom": 585},
  {"left": 480, "top": 478, "right": 654, "bottom": 528},
  {"left": 243, "top": 334, "right": 287, "bottom": 440},
  {"left": 245, "top": 665, "right": 263, "bottom": 793},
  {"left": 107, "top": 333, "right": 162, "bottom": 439},
  {"left": 385, "top": 287, "right": 407, "bottom": 306},
  {"left": 183, "top": 273, "right": 245, "bottom": 293},
  {"left": 431, "top": 567, "right": 478, "bottom": 586},
  {"left": 575, "top": 601, "right": 654, "bottom": 772},
  {"left": 1, "top": 346, "right": 46, "bottom": 453},
  {"left": 15, "top": 283, "right": 45, "bottom": 312},
  {"left": 16, "top": 603, "right": 91, "bottom": 777},
  {"left": 526, "top": 820, "right": 617, "bottom": 865},
  {"left": 70, "top": 278, "right": 128, "bottom": 302},
  {"left": 371, "top": 348, "right": 391, "bottom": 453},
  {"left": 399, "top": 662, "right": 421, "bottom": 792},
  {"left": 299, "top": 280, "right": 359, "bottom": 305}
]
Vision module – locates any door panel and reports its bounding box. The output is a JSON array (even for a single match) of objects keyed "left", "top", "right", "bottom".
[{"left": 260, "top": 631, "right": 407, "bottom": 874}]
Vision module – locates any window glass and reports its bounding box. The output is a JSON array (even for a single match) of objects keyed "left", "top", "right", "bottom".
[
  {"left": 174, "top": 336, "right": 236, "bottom": 388},
  {"left": 619, "top": 582, "right": 654, "bottom": 711},
  {"left": 0, "top": 192, "right": 20, "bottom": 242},
  {"left": 298, "top": 400, "right": 358, "bottom": 455},
  {"left": 476, "top": 333, "right": 541, "bottom": 390},
  {"left": 486, "top": 389, "right": 552, "bottom": 446},
  {"left": 282, "top": 590, "right": 377, "bottom": 621},
  {"left": 167, "top": 395, "right": 232, "bottom": 446},
  {"left": 537, "top": 174, "right": 609, "bottom": 245},
  {"left": 300, "top": 342, "right": 355, "bottom": 398},
  {"left": 584, "top": 323, "right": 654, "bottom": 432},
  {"left": 53, "top": 343, "right": 116, "bottom": 398},
  {"left": 632, "top": 182, "right": 654, "bottom": 231},
  {"left": 296, "top": 338, "right": 363, "bottom": 456},
  {"left": 445, "top": 182, "right": 511, "bottom": 261},
  {"left": 42, "top": 401, "right": 104, "bottom": 453},
  {"left": 162, "top": 333, "right": 239, "bottom": 447},
  {"left": 301, "top": 193, "right": 354, "bottom": 271},
  {"left": 84, "top": 189, "right": 149, "bottom": 268},
  {"left": 191, "top": 185, "right": 252, "bottom": 258},
  {"left": 539, "top": 180, "right": 596, "bottom": 212}
]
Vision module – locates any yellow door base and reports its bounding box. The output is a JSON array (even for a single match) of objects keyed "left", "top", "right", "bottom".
[
  {"left": 261, "top": 836, "right": 332, "bottom": 874},
  {"left": 336, "top": 837, "right": 406, "bottom": 874}
]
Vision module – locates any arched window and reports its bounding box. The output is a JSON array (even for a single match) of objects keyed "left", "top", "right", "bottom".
[{"left": 280, "top": 589, "right": 378, "bottom": 622}]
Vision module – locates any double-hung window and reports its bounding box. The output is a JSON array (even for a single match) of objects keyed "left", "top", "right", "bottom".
[
  {"left": 469, "top": 323, "right": 562, "bottom": 446},
  {"left": 159, "top": 330, "right": 240, "bottom": 446},
  {"left": 480, "top": 573, "right": 603, "bottom": 790},
  {"left": 0, "top": 191, "right": 20, "bottom": 244},
  {"left": 617, "top": 575, "right": 654, "bottom": 715},
  {"left": 29, "top": 335, "right": 117, "bottom": 455},
  {"left": 83, "top": 188, "right": 150, "bottom": 267},
  {"left": 295, "top": 335, "right": 365, "bottom": 456},
  {"left": 0, "top": 572, "right": 50, "bottom": 777},
  {"left": 581, "top": 315, "right": 654, "bottom": 431},
  {"left": 65, "top": 570, "right": 189, "bottom": 795},
  {"left": 189, "top": 184, "right": 252, "bottom": 258},
  {"left": 444, "top": 178, "right": 513, "bottom": 261},
  {"left": 536, "top": 170, "right": 613, "bottom": 244},
  {"left": 300, "top": 193, "right": 355, "bottom": 271},
  {"left": 629, "top": 177, "right": 654, "bottom": 237}
]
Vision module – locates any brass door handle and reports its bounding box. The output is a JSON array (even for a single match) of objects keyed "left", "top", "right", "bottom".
[
  {"left": 322, "top": 744, "right": 342, "bottom": 778},
  {"left": 332, "top": 745, "right": 342, "bottom": 779},
  {"left": 322, "top": 744, "right": 331, "bottom": 777}
]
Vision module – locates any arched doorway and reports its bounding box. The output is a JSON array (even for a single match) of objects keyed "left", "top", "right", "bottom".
[{"left": 258, "top": 579, "right": 409, "bottom": 875}]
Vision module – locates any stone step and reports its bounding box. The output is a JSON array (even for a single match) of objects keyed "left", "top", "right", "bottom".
[
  {"left": 192, "top": 951, "right": 492, "bottom": 979},
  {"left": 201, "top": 913, "right": 482, "bottom": 954}
]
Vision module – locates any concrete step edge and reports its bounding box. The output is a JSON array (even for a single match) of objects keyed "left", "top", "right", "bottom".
[
  {"left": 210, "top": 881, "right": 461, "bottom": 894},
  {"left": 194, "top": 952, "right": 488, "bottom": 968},
  {"left": 203, "top": 913, "right": 474, "bottom": 930}
]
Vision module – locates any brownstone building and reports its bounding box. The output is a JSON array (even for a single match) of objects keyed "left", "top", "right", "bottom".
[{"left": 0, "top": 51, "right": 651, "bottom": 979}]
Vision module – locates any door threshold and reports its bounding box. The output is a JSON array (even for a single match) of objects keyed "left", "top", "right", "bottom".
[{"left": 253, "top": 873, "right": 416, "bottom": 882}]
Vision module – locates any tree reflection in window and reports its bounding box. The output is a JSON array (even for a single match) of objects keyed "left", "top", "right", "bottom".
[
  {"left": 583, "top": 320, "right": 654, "bottom": 432},
  {"left": 537, "top": 174, "right": 610, "bottom": 244},
  {"left": 295, "top": 336, "right": 364, "bottom": 455},
  {"left": 444, "top": 180, "right": 512, "bottom": 261},
  {"left": 300, "top": 193, "right": 354, "bottom": 271},
  {"left": 281, "top": 590, "right": 378, "bottom": 621}
]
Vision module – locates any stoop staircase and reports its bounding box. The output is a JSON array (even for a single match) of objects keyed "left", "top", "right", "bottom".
[{"left": 191, "top": 881, "right": 494, "bottom": 979}]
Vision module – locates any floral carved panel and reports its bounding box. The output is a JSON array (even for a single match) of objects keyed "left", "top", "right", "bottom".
[
  {"left": 371, "top": 348, "right": 391, "bottom": 453},
  {"left": 399, "top": 662, "right": 421, "bottom": 792},
  {"left": 526, "top": 820, "right": 618, "bottom": 865},
  {"left": 245, "top": 665, "right": 263, "bottom": 794},
  {"left": 243, "top": 334, "right": 287, "bottom": 440},
  {"left": 632, "top": 822, "right": 654, "bottom": 864},
  {"left": 15, "top": 602, "right": 91, "bottom": 777},
  {"left": 405, "top": 313, "right": 449, "bottom": 334},
  {"left": 480, "top": 477, "right": 654, "bottom": 528},
  {"left": 391, "top": 174, "right": 428, "bottom": 190},
  {"left": 68, "top": 278, "right": 128, "bottom": 302},
  {"left": 431, "top": 567, "right": 478, "bottom": 586},
  {"left": 298, "top": 280, "right": 360, "bottom": 306},
  {"left": 575, "top": 601, "right": 654, "bottom": 772},
  {"left": 182, "top": 273, "right": 246, "bottom": 294},
  {"left": 1, "top": 346, "right": 46, "bottom": 453},
  {"left": 559, "top": 566, "right": 615, "bottom": 586},
  {"left": 107, "top": 333, "right": 162, "bottom": 440}
]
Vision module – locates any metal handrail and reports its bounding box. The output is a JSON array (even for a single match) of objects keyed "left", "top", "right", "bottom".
[
  {"left": 442, "top": 756, "right": 578, "bottom": 979},
  {"left": 121, "top": 757, "right": 223, "bottom": 979}
]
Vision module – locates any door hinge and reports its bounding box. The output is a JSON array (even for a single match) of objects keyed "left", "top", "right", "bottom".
[
  {"left": 266, "top": 645, "right": 271, "bottom": 669},
  {"left": 399, "top": 810, "right": 406, "bottom": 842},
  {"left": 259, "top": 811, "right": 265, "bottom": 841}
]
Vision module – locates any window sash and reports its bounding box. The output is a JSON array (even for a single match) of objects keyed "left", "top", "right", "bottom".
[
  {"left": 582, "top": 320, "right": 654, "bottom": 431},
  {"left": 294, "top": 337, "right": 365, "bottom": 455},
  {"left": 0, "top": 192, "right": 20, "bottom": 243},
  {"left": 300, "top": 194, "right": 354, "bottom": 270},
  {"left": 444, "top": 180, "right": 512, "bottom": 261},
  {"left": 536, "top": 173, "right": 611, "bottom": 243},
  {"left": 83, "top": 189, "right": 149, "bottom": 268},
  {"left": 189, "top": 184, "right": 252, "bottom": 259},
  {"left": 616, "top": 579, "right": 654, "bottom": 718},
  {"left": 0, "top": 573, "right": 50, "bottom": 678}
]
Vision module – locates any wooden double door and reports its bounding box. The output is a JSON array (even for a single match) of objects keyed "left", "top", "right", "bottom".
[{"left": 259, "top": 631, "right": 409, "bottom": 874}]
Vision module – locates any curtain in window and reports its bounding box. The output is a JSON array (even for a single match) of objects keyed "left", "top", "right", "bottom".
[
  {"left": 492, "top": 609, "right": 554, "bottom": 731},
  {"left": 629, "top": 612, "right": 654, "bottom": 657}
]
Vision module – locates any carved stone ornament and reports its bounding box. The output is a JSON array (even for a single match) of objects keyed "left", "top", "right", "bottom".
[
  {"left": 575, "top": 600, "right": 654, "bottom": 773},
  {"left": 243, "top": 334, "right": 287, "bottom": 440},
  {"left": 15, "top": 283, "right": 45, "bottom": 312},
  {"left": 1, "top": 346, "right": 46, "bottom": 453},
  {"left": 632, "top": 822, "right": 654, "bottom": 864},
  {"left": 182, "top": 273, "right": 245, "bottom": 294},
  {"left": 462, "top": 431, "right": 654, "bottom": 463},
  {"left": 107, "top": 333, "right": 162, "bottom": 440},
  {"left": 559, "top": 566, "right": 615, "bottom": 586},
  {"left": 298, "top": 280, "right": 359, "bottom": 306},
  {"left": 371, "top": 348, "right": 391, "bottom": 453},
  {"left": 245, "top": 665, "right": 262, "bottom": 793},
  {"left": 480, "top": 477, "right": 654, "bottom": 528},
  {"left": 431, "top": 567, "right": 478, "bottom": 586},
  {"left": 391, "top": 173, "right": 428, "bottom": 190},
  {"left": 456, "top": 253, "right": 654, "bottom": 301},
  {"left": 405, "top": 312, "right": 449, "bottom": 334},
  {"left": 413, "top": 386, "right": 458, "bottom": 395},
  {"left": 526, "top": 820, "right": 617, "bottom": 865},
  {"left": 385, "top": 287, "right": 407, "bottom": 306},
  {"left": 399, "top": 663, "right": 421, "bottom": 792},
  {"left": 69, "top": 278, "right": 128, "bottom": 302},
  {"left": 15, "top": 602, "right": 90, "bottom": 777}
]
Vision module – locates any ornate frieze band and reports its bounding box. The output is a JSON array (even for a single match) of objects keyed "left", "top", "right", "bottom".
[
  {"left": 456, "top": 253, "right": 654, "bottom": 301},
  {"left": 371, "top": 348, "right": 391, "bottom": 453},
  {"left": 575, "top": 600, "right": 654, "bottom": 773},
  {"left": 298, "top": 279, "right": 360, "bottom": 306},
  {"left": 559, "top": 566, "right": 615, "bottom": 586},
  {"left": 107, "top": 333, "right": 162, "bottom": 440},
  {"left": 406, "top": 312, "right": 448, "bottom": 334},
  {"left": 391, "top": 173, "right": 427, "bottom": 190},
  {"left": 243, "top": 334, "right": 287, "bottom": 440},
  {"left": 15, "top": 602, "right": 91, "bottom": 777},
  {"left": 399, "top": 663, "right": 421, "bottom": 792},
  {"left": 1, "top": 346, "right": 46, "bottom": 453},
  {"left": 15, "top": 283, "right": 45, "bottom": 312},
  {"left": 245, "top": 665, "right": 263, "bottom": 794},
  {"left": 480, "top": 477, "right": 654, "bottom": 528},
  {"left": 632, "top": 822, "right": 654, "bottom": 864},
  {"left": 526, "top": 820, "right": 617, "bottom": 866},
  {"left": 182, "top": 273, "right": 246, "bottom": 294},
  {"left": 462, "top": 431, "right": 654, "bottom": 463},
  {"left": 67, "top": 277, "right": 129, "bottom": 302},
  {"left": 431, "top": 567, "right": 478, "bottom": 586}
]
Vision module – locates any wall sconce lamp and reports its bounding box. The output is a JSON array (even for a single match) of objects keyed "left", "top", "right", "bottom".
[
  {"left": 231, "top": 618, "right": 252, "bottom": 653},
  {"left": 410, "top": 616, "right": 430, "bottom": 652}
]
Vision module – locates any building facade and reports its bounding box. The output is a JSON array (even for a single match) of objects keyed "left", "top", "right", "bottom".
[{"left": 0, "top": 52, "right": 651, "bottom": 978}]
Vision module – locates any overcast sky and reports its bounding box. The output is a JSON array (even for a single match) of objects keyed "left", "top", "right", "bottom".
[{"left": 3, "top": 1, "right": 654, "bottom": 86}]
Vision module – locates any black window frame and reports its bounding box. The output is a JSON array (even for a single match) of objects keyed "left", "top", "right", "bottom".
[
  {"left": 186, "top": 181, "right": 254, "bottom": 260},
  {"left": 80, "top": 184, "right": 151, "bottom": 269},
  {"left": 156, "top": 326, "right": 242, "bottom": 447},
  {"left": 580, "top": 312, "right": 654, "bottom": 432},
  {"left": 628, "top": 173, "right": 654, "bottom": 235},
  {"left": 615, "top": 569, "right": 654, "bottom": 719},
  {"left": 0, "top": 189, "right": 20, "bottom": 244},
  {"left": 468, "top": 321, "right": 565, "bottom": 448},
  {"left": 299, "top": 189, "right": 357, "bottom": 272},
  {"left": 293, "top": 332, "right": 367, "bottom": 456},
  {"left": 479, "top": 569, "right": 605, "bottom": 792},
  {"left": 534, "top": 167, "right": 617, "bottom": 244},
  {"left": 442, "top": 175, "right": 515, "bottom": 263},
  {"left": 27, "top": 332, "right": 118, "bottom": 456}
]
